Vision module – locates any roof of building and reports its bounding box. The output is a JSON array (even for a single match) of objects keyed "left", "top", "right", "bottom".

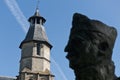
[
  {"left": 19, "top": 9, "right": 52, "bottom": 48},
  {"left": 23, "top": 24, "right": 49, "bottom": 42},
  {"left": 0, "top": 76, "right": 16, "bottom": 80}
]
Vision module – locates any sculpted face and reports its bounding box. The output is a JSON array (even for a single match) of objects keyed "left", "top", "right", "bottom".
[
  {"left": 64, "top": 13, "right": 117, "bottom": 80},
  {"left": 65, "top": 28, "right": 109, "bottom": 69}
]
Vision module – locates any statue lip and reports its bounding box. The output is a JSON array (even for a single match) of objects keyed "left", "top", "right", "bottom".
[
  {"left": 66, "top": 52, "right": 97, "bottom": 71},
  {"left": 66, "top": 52, "right": 76, "bottom": 59}
]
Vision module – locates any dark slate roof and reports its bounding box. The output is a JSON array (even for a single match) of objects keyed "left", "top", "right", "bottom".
[
  {"left": 20, "top": 9, "right": 52, "bottom": 48},
  {"left": 0, "top": 76, "right": 16, "bottom": 80},
  {"left": 24, "top": 24, "right": 49, "bottom": 42},
  {"left": 20, "top": 24, "right": 52, "bottom": 48}
]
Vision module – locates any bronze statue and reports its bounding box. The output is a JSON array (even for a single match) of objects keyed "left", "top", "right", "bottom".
[{"left": 64, "top": 13, "right": 119, "bottom": 80}]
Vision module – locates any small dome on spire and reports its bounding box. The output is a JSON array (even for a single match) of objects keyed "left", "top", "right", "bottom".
[
  {"left": 34, "top": 8, "right": 40, "bottom": 16},
  {"left": 28, "top": 8, "right": 46, "bottom": 23}
]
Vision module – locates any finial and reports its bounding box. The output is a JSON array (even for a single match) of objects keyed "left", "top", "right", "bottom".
[
  {"left": 34, "top": 0, "right": 40, "bottom": 16},
  {"left": 36, "top": 0, "right": 40, "bottom": 10}
]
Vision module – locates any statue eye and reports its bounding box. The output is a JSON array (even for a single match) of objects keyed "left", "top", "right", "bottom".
[
  {"left": 71, "top": 38, "right": 84, "bottom": 47},
  {"left": 98, "top": 42, "right": 108, "bottom": 51}
]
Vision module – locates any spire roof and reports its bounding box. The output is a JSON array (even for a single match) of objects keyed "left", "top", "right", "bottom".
[
  {"left": 20, "top": 8, "right": 52, "bottom": 48},
  {"left": 22, "top": 24, "right": 49, "bottom": 42}
]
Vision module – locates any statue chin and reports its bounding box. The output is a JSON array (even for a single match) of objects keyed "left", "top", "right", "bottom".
[{"left": 74, "top": 61, "right": 115, "bottom": 80}]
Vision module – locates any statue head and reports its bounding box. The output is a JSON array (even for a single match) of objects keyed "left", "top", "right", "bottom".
[{"left": 64, "top": 13, "right": 117, "bottom": 80}]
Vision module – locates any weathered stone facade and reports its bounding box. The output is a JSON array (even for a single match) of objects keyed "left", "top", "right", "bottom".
[
  {"left": 17, "top": 8, "right": 54, "bottom": 80},
  {"left": 20, "top": 42, "right": 51, "bottom": 72}
]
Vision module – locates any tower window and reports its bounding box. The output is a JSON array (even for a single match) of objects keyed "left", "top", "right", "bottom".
[
  {"left": 37, "top": 19, "right": 40, "bottom": 24},
  {"left": 37, "top": 43, "right": 43, "bottom": 55},
  {"left": 37, "top": 43, "right": 40, "bottom": 55},
  {"left": 32, "top": 19, "right": 35, "bottom": 24}
]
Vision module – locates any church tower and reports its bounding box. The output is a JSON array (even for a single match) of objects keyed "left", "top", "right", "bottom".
[{"left": 17, "top": 7, "right": 54, "bottom": 80}]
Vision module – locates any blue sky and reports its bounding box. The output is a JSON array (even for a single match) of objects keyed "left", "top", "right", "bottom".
[{"left": 0, "top": 0, "right": 120, "bottom": 80}]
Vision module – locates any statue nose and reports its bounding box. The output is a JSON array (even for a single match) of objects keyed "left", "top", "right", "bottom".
[
  {"left": 64, "top": 43, "right": 72, "bottom": 52},
  {"left": 64, "top": 45, "right": 69, "bottom": 52}
]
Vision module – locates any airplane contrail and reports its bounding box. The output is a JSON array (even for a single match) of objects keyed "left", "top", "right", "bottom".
[
  {"left": 4, "top": 0, "right": 29, "bottom": 33},
  {"left": 51, "top": 57, "right": 68, "bottom": 80},
  {"left": 4, "top": 0, "right": 68, "bottom": 80}
]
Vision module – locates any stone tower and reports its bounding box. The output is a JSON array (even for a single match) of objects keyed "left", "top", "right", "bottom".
[{"left": 17, "top": 8, "right": 54, "bottom": 80}]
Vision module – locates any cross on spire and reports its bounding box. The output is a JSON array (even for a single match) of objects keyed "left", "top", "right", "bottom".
[
  {"left": 34, "top": 0, "right": 40, "bottom": 16},
  {"left": 36, "top": 0, "right": 40, "bottom": 10}
]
